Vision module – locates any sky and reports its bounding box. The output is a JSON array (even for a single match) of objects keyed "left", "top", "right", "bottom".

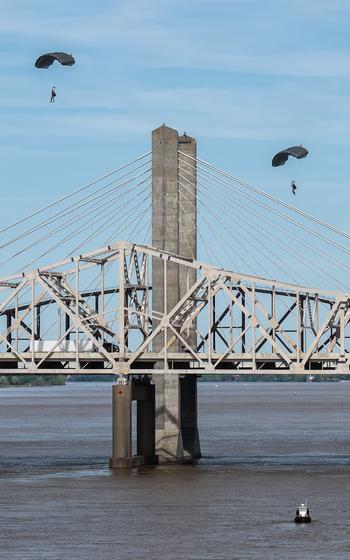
[{"left": 1, "top": 0, "right": 350, "bottom": 284}]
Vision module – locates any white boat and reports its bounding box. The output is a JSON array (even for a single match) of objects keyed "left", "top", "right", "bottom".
[{"left": 294, "top": 503, "right": 311, "bottom": 523}]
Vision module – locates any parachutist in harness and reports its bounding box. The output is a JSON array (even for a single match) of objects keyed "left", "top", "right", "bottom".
[
  {"left": 50, "top": 87, "right": 56, "bottom": 103},
  {"left": 35, "top": 52, "right": 75, "bottom": 104},
  {"left": 272, "top": 146, "right": 308, "bottom": 197}
]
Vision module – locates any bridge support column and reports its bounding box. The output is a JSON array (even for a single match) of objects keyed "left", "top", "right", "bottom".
[
  {"left": 152, "top": 123, "right": 201, "bottom": 464},
  {"left": 155, "top": 372, "right": 184, "bottom": 462},
  {"left": 109, "top": 383, "right": 143, "bottom": 468},
  {"left": 155, "top": 374, "right": 201, "bottom": 462},
  {"left": 133, "top": 379, "right": 158, "bottom": 465},
  {"left": 180, "top": 375, "right": 201, "bottom": 459}
]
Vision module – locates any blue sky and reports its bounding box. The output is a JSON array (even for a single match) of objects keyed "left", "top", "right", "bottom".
[{"left": 1, "top": 0, "right": 350, "bottom": 283}]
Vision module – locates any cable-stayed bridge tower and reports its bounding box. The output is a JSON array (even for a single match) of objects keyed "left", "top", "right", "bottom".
[{"left": 152, "top": 124, "right": 200, "bottom": 463}]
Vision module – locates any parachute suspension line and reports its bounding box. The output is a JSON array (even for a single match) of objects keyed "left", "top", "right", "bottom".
[
  {"left": 179, "top": 151, "right": 350, "bottom": 243},
  {"left": 0, "top": 160, "right": 151, "bottom": 252},
  {"left": 0, "top": 151, "right": 151, "bottom": 237}
]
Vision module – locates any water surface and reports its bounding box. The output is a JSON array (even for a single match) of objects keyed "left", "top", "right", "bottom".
[{"left": 1, "top": 381, "right": 350, "bottom": 560}]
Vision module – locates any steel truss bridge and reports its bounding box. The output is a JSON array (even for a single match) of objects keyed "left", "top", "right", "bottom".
[{"left": 0, "top": 240, "right": 348, "bottom": 377}]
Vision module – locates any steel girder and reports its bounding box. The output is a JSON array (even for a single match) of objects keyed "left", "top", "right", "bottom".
[{"left": 0, "top": 241, "right": 348, "bottom": 375}]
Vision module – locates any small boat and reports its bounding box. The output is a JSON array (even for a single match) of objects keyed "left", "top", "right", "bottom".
[{"left": 294, "top": 503, "right": 311, "bottom": 523}]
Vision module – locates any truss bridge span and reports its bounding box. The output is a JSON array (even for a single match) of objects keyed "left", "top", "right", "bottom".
[{"left": 0, "top": 241, "right": 346, "bottom": 377}]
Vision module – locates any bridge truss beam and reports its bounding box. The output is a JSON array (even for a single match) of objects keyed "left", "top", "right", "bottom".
[{"left": 0, "top": 241, "right": 348, "bottom": 375}]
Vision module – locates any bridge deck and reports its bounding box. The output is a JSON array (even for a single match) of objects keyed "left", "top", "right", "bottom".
[{"left": 0, "top": 242, "right": 348, "bottom": 377}]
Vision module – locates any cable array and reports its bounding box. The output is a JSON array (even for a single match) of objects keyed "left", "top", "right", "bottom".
[
  {"left": 0, "top": 153, "right": 152, "bottom": 348},
  {"left": 2, "top": 148, "right": 349, "bottom": 359},
  {"left": 179, "top": 151, "right": 350, "bottom": 292},
  {"left": 0, "top": 152, "right": 151, "bottom": 275},
  {"left": 2, "top": 147, "right": 349, "bottom": 296}
]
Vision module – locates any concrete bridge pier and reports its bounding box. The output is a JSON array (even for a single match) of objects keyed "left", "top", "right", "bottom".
[
  {"left": 180, "top": 375, "right": 201, "bottom": 459},
  {"left": 109, "top": 378, "right": 157, "bottom": 468},
  {"left": 134, "top": 378, "right": 158, "bottom": 465},
  {"left": 152, "top": 124, "right": 201, "bottom": 463},
  {"left": 155, "top": 373, "right": 201, "bottom": 463},
  {"left": 111, "top": 123, "right": 201, "bottom": 467},
  {"left": 109, "top": 382, "right": 141, "bottom": 468}
]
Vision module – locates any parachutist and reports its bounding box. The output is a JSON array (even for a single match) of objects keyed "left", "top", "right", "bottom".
[
  {"left": 35, "top": 53, "right": 75, "bottom": 102},
  {"left": 50, "top": 87, "right": 56, "bottom": 103},
  {"left": 291, "top": 180, "right": 297, "bottom": 195}
]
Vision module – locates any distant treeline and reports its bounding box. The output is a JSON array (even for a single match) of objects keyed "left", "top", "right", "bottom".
[
  {"left": 201, "top": 374, "right": 345, "bottom": 382},
  {"left": 0, "top": 375, "right": 66, "bottom": 387},
  {"left": 71, "top": 373, "right": 346, "bottom": 382},
  {"left": 1, "top": 373, "right": 345, "bottom": 387},
  {"left": 73, "top": 374, "right": 115, "bottom": 382}
]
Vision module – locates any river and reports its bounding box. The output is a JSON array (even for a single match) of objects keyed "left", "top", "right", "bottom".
[{"left": 1, "top": 381, "right": 350, "bottom": 559}]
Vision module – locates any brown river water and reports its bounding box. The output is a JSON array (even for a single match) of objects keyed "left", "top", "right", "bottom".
[{"left": 1, "top": 381, "right": 350, "bottom": 559}]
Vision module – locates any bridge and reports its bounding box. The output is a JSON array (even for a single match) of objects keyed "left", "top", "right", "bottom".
[{"left": 1, "top": 125, "right": 350, "bottom": 466}]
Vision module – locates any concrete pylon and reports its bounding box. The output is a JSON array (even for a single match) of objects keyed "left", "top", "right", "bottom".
[
  {"left": 109, "top": 383, "right": 143, "bottom": 468},
  {"left": 133, "top": 378, "right": 157, "bottom": 465},
  {"left": 152, "top": 124, "right": 201, "bottom": 463}
]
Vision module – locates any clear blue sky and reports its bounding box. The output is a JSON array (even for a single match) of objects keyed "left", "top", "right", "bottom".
[{"left": 1, "top": 0, "right": 350, "bottom": 283}]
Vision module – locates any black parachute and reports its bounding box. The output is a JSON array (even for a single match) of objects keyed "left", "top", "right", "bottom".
[
  {"left": 35, "top": 52, "right": 75, "bottom": 69},
  {"left": 272, "top": 146, "right": 308, "bottom": 167}
]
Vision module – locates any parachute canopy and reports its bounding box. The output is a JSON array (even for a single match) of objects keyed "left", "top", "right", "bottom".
[
  {"left": 35, "top": 52, "right": 75, "bottom": 69},
  {"left": 272, "top": 146, "right": 308, "bottom": 167}
]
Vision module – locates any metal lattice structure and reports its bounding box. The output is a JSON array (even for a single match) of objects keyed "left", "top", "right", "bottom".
[{"left": 0, "top": 240, "right": 349, "bottom": 376}]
